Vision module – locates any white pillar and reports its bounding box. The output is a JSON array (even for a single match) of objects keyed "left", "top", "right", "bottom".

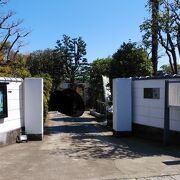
[
  {"left": 24, "top": 78, "right": 43, "bottom": 140},
  {"left": 113, "top": 78, "right": 132, "bottom": 134}
]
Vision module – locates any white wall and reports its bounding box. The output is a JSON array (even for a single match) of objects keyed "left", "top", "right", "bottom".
[
  {"left": 133, "top": 79, "right": 180, "bottom": 132},
  {"left": 133, "top": 79, "right": 165, "bottom": 128},
  {"left": 113, "top": 78, "right": 132, "bottom": 132},
  {"left": 0, "top": 78, "right": 23, "bottom": 133},
  {"left": 169, "top": 83, "right": 180, "bottom": 107},
  {"left": 24, "top": 78, "right": 43, "bottom": 137},
  {"left": 168, "top": 79, "right": 180, "bottom": 131}
]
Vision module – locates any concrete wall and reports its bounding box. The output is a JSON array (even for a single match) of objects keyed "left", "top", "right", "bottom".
[
  {"left": 133, "top": 79, "right": 165, "bottom": 129},
  {"left": 133, "top": 79, "right": 180, "bottom": 132},
  {"left": 0, "top": 78, "right": 23, "bottom": 145},
  {"left": 168, "top": 80, "right": 180, "bottom": 131},
  {"left": 113, "top": 78, "right": 132, "bottom": 133},
  {"left": 168, "top": 79, "right": 180, "bottom": 131},
  {"left": 169, "top": 82, "right": 180, "bottom": 107}
]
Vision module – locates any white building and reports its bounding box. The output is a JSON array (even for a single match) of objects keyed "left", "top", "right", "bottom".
[{"left": 0, "top": 77, "right": 43, "bottom": 146}]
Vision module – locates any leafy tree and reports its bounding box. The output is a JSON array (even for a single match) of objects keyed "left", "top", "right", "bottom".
[
  {"left": 27, "top": 50, "right": 54, "bottom": 118},
  {"left": 75, "top": 62, "right": 91, "bottom": 82},
  {"left": 160, "top": 64, "right": 180, "bottom": 74},
  {"left": 26, "top": 49, "right": 64, "bottom": 89},
  {"left": 9, "top": 54, "right": 31, "bottom": 78},
  {"left": 141, "top": 0, "right": 180, "bottom": 74},
  {"left": 89, "top": 57, "right": 112, "bottom": 107},
  {"left": 110, "top": 42, "right": 152, "bottom": 79},
  {"left": 0, "top": 65, "right": 31, "bottom": 78},
  {"left": 35, "top": 73, "right": 52, "bottom": 119},
  {"left": 0, "top": 54, "right": 31, "bottom": 78},
  {"left": 89, "top": 43, "right": 152, "bottom": 108},
  {"left": 55, "top": 35, "right": 89, "bottom": 87},
  {"left": 0, "top": 66, "right": 12, "bottom": 77}
]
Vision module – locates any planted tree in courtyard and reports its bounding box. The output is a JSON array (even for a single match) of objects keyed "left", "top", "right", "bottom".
[
  {"left": 26, "top": 49, "right": 64, "bottom": 89},
  {"left": 89, "top": 57, "right": 112, "bottom": 107},
  {"left": 110, "top": 42, "right": 152, "bottom": 79},
  {"left": 55, "top": 35, "right": 89, "bottom": 87}
]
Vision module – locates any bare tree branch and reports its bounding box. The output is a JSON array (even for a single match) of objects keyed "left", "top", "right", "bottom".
[
  {"left": 6, "top": 31, "right": 30, "bottom": 61},
  {"left": 0, "top": 0, "right": 8, "bottom": 6},
  {"left": 166, "top": 48, "right": 174, "bottom": 73},
  {"left": 0, "top": 28, "right": 11, "bottom": 51},
  {"left": 0, "top": 12, "right": 14, "bottom": 28},
  {"left": 0, "top": 0, "right": 30, "bottom": 63}
]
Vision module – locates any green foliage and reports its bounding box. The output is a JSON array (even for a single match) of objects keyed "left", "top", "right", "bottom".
[
  {"left": 35, "top": 73, "right": 53, "bottom": 119},
  {"left": 89, "top": 57, "right": 112, "bottom": 107},
  {"left": 89, "top": 42, "right": 152, "bottom": 108},
  {"left": 10, "top": 54, "right": 31, "bottom": 78},
  {"left": 160, "top": 64, "right": 180, "bottom": 74},
  {"left": 111, "top": 42, "right": 152, "bottom": 79},
  {"left": 14, "top": 68, "right": 31, "bottom": 78},
  {"left": 0, "top": 41, "right": 11, "bottom": 62},
  {"left": 26, "top": 49, "right": 64, "bottom": 89},
  {"left": 91, "top": 57, "right": 112, "bottom": 76},
  {"left": 0, "top": 66, "right": 12, "bottom": 77},
  {"left": 0, "top": 54, "right": 31, "bottom": 78},
  {"left": 55, "top": 34, "right": 90, "bottom": 85},
  {"left": 75, "top": 63, "right": 91, "bottom": 82}
]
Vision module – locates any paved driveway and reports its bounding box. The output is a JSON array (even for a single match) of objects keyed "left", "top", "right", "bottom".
[{"left": 0, "top": 112, "right": 180, "bottom": 180}]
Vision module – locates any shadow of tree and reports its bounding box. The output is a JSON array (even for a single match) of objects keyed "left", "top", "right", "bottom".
[
  {"left": 44, "top": 124, "right": 109, "bottom": 134},
  {"left": 46, "top": 115, "right": 180, "bottom": 160},
  {"left": 50, "top": 117, "right": 94, "bottom": 123},
  {"left": 50, "top": 133, "right": 180, "bottom": 160}
]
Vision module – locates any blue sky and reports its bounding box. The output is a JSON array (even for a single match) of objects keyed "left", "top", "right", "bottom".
[{"left": 6, "top": 0, "right": 168, "bottom": 66}]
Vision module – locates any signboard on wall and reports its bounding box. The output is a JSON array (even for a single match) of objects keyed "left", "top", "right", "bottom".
[
  {"left": 169, "top": 82, "right": 180, "bottom": 107},
  {"left": 0, "top": 83, "right": 8, "bottom": 118}
]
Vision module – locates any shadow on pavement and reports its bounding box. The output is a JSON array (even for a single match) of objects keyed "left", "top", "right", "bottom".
[
  {"left": 50, "top": 117, "right": 94, "bottom": 123},
  {"left": 50, "top": 133, "right": 180, "bottom": 160},
  {"left": 45, "top": 115, "right": 180, "bottom": 160},
  {"left": 44, "top": 124, "right": 108, "bottom": 134}
]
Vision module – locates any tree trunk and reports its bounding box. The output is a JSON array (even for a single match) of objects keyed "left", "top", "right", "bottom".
[
  {"left": 177, "top": 25, "right": 180, "bottom": 57},
  {"left": 69, "top": 74, "right": 76, "bottom": 89},
  {"left": 167, "top": 33, "right": 178, "bottom": 74},
  {"left": 166, "top": 49, "right": 175, "bottom": 74},
  {"left": 151, "top": 0, "right": 159, "bottom": 76}
]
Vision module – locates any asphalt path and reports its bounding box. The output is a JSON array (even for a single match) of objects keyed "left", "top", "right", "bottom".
[{"left": 0, "top": 111, "right": 180, "bottom": 180}]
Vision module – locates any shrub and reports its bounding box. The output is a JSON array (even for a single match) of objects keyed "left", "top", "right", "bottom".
[{"left": 36, "top": 73, "right": 53, "bottom": 120}]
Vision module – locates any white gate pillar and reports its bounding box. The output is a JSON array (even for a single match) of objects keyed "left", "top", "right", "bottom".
[
  {"left": 24, "top": 78, "right": 43, "bottom": 140},
  {"left": 113, "top": 78, "right": 132, "bottom": 135}
]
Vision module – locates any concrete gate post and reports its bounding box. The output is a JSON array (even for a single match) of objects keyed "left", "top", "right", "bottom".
[
  {"left": 113, "top": 78, "right": 132, "bottom": 136},
  {"left": 24, "top": 78, "right": 43, "bottom": 140}
]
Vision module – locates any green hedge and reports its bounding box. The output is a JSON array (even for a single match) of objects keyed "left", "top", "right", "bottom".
[{"left": 36, "top": 73, "right": 52, "bottom": 120}]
